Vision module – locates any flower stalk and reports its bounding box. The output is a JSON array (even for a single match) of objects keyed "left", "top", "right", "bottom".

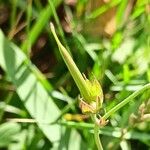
[{"left": 91, "top": 114, "right": 103, "bottom": 150}]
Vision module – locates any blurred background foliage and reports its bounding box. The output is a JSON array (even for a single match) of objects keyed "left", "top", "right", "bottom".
[{"left": 0, "top": 0, "right": 150, "bottom": 149}]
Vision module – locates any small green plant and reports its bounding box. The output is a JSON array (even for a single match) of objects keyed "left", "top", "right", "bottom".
[
  {"left": 50, "top": 23, "right": 150, "bottom": 150},
  {"left": 50, "top": 23, "right": 104, "bottom": 149}
]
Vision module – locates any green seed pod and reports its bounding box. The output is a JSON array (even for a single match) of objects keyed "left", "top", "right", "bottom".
[{"left": 50, "top": 23, "right": 103, "bottom": 113}]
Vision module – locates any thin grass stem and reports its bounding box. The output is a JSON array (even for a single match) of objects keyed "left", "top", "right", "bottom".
[{"left": 102, "top": 83, "right": 150, "bottom": 120}]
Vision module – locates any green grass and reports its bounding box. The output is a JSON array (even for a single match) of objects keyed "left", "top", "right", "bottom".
[{"left": 0, "top": 0, "right": 150, "bottom": 149}]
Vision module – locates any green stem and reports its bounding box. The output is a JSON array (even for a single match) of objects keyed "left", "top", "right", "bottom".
[
  {"left": 91, "top": 115, "right": 103, "bottom": 150},
  {"left": 48, "top": 0, "right": 71, "bottom": 54},
  {"left": 0, "top": 92, "right": 13, "bottom": 122},
  {"left": 94, "top": 124, "right": 103, "bottom": 150},
  {"left": 102, "top": 83, "right": 150, "bottom": 120}
]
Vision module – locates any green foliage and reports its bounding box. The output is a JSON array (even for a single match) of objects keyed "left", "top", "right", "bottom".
[
  {"left": 0, "top": 122, "right": 20, "bottom": 147},
  {"left": 0, "top": 0, "right": 150, "bottom": 149}
]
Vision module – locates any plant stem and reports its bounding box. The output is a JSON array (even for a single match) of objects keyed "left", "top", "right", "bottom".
[
  {"left": 91, "top": 115, "right": 103, "bottom": 150},
  {"left": 102, "top": 83, "right": 150, "bottom": 120},
  {"left": 48, "top": 0, "right": 71, "bottom": 54},
  {"left": 0, "top": 92, "right": 13, "bottom": 122},
  {"left": 94, "top": 124, "right": 103, "bottom": 150}
]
